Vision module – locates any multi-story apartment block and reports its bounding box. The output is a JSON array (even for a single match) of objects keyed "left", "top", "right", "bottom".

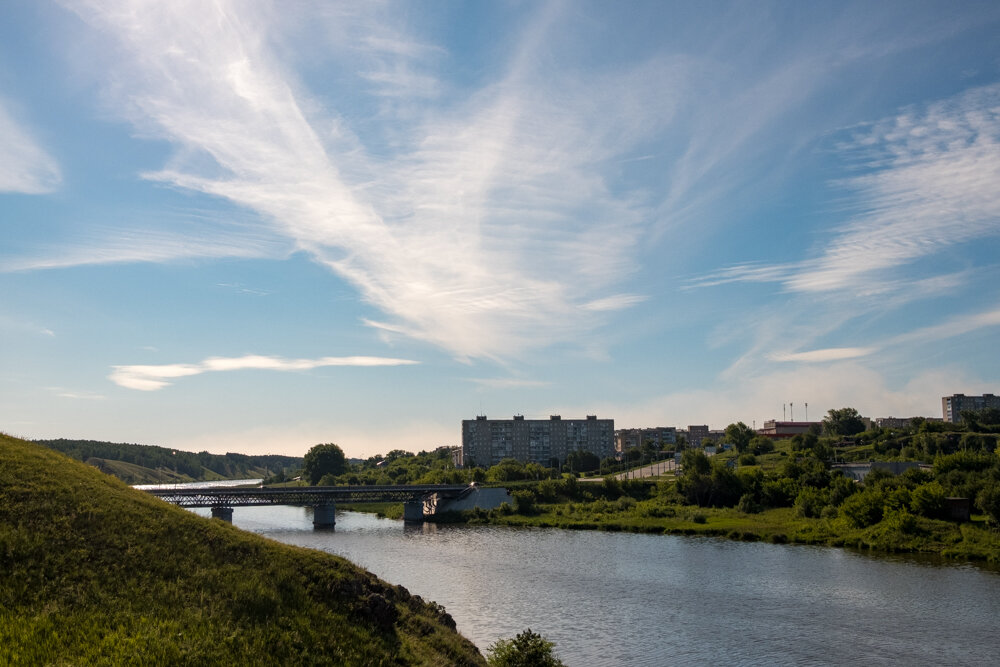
[
  {"left": 687, "top": 425, "right": 710, "bottom": 448},
  {"left": 615, "top": 427, "right": 677, "bottom": 453},
  {"left": 461, "top": 415, "right": 614, "bottom": 468},
  {"left": 874, "top": 416, "right": 943, "bottom": 429},
  {"left": 942, "top": 394, "right": 1000, "bottom": 423}
]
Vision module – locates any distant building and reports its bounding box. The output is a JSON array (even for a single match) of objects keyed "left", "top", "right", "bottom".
[
  {"left": 942, "top": 394, "right": 1000, "bottom": 423},
  {"left": 615, "top": 427, "right": 677, "bottom": 453},
  {"left": 687, "top": 425, "right": 710, "bottom": 448},
  {"left": 461, "top": 415, "right": 614, "bottom": 468},
  {"left": 873, "top": 416, "right": 943, "bottom": 429},
  {"left": 758, "top": 420, "right": 821, "bottom": 439}
]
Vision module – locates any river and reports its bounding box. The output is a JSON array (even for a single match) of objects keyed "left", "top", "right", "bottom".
[{"left": 187, "top": 504, "right": 1000, "bottom": 666}]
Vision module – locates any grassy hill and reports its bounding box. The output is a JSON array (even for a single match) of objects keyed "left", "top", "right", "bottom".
[
  {"left": 35, "top": 438, "right": 302, "bottom": 484},
  {"left": 0, "top": 433, "right": 484, "bottom": 665}
]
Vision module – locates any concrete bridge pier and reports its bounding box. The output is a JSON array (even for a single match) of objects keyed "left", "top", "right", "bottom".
[
  {"left": 403, "top": 500, "right": 425, "bottom": 522},
  {"left": 313, "top": 503, "right": 336, "bottom": 528},
  {"left": 211, "top": 506, "right": 233, "bottom": 523}
]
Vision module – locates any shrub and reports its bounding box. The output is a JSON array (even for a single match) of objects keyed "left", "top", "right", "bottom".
[
  {"left": 910, "top": 482, "right": 947, "bottom": 519},
  {"left": 976, "top": 486, "right": 1000, "bottom": 527},
  {"left": 736, "top": 493, "right": 760, "bottom": 514},
  {"left": 487, "top": 629, "right": 565, "bottom": 667},
  {"left": 738, "top": 453, "right": 757, "bottom": 466},
  {"left": 839, "top": 490, "right": 884, "bottom": 528},
  {"left": 794, "top": 487, "right": 827, "bottom": 518},
  {"left": 512, "top": 491, "right": 536, "bottom": 515},
  {"left": 882, "top": 509, "right": 918, "bottom": 534}
]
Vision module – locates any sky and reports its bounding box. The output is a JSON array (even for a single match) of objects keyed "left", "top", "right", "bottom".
[{"left": 3, "top": 0, "right": 1000, "bottom": 459}]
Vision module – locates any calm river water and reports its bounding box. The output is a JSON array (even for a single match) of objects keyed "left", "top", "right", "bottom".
[{"left": 192, "top": 505, "right": 1000, "bottom": 666}]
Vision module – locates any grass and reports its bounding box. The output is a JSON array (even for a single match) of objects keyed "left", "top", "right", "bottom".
[
  {"left": 450, "top": 496, "right": 1000, "bottom": 562},
  {"left": 0, "top": 433, "right": 484, "bottom": 665}
]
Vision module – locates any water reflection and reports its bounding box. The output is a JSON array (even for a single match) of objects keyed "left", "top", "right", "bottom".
[{"left": 195, "top": 506, "right": 1000, "bottom": 666}]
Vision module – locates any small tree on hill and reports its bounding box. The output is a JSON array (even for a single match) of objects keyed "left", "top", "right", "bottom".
[
  {"left": 303, "top": 443, "right": 348, "bottom": 485},
  {"left": 724, "top": 422, "right": 755, "bottom": 453},
  {"left": 823, "top": 407, "right": 866, "bottom": 437},
  {"left": 487, "top": 629, "right": 565, "bottom": 667}
]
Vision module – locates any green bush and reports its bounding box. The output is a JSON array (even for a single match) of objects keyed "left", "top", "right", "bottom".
[
  {"left": 910, "top": 482, "right": 947, "bottom": 519},
  {"left": 794, "top": 487, "right": 827, "bottom": 518},
  {"left": 487, "top": 629, "right": 565, "bottom": 667},
  {"left": 511, "top": 491, "right": 536, "bottom": 515},
  {"left": 736, "top": 493, "right": 760, "bottom": 514},
  {"left": 839, "top": 490, "right": 884, "bottom": 528}
]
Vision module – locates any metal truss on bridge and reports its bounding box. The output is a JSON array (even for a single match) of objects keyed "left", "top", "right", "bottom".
[{"left": 145, "top": 484, "right": 472, "bottom": 508}]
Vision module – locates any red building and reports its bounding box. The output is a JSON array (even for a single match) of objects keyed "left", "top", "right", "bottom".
[{"left": 757, "top": 420, "right": 820, "bottom": 439}]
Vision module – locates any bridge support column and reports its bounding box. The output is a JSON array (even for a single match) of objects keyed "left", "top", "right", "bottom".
[
  {"left": 313, "top": 503, "right": 336, "bottom": 529},
  {"left": 211, "top": 506, "right": 233, "bottom": 523},
  {"left": 403, "top": 500, "right": 425, "bottom": 522}
]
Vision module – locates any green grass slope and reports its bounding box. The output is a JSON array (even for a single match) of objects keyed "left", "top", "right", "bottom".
[
  {"left": 0, "top": 434, "right": 484, "bottom": 666},
  {"left": 84, "top": 457, "right": 195, "bottom": 485}
]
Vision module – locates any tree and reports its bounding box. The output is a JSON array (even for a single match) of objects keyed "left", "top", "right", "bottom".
[
  {"left": 823, "top": 407, "right": 866, "bottom": 436},
  {"left": 565, "top": 450, "right": 600, "bottom": 473},
  {"left": 724, "top": 422, "right": 755, "bottom": 453},
  {"left": 303, "top": 443, "right": 348, "bottom": 485},
  {"left": 487, "top": 629, "right": 565, "bottom": 667},
  {"left": 680, "top": 448, "right": 711, "bottom": 475}
]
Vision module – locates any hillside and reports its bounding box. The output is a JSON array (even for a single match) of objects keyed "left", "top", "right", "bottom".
[
  {"left": 35, "top": 438, "right": 302, "bottom": 484},
  {"left": 0, "top": 434, "right": 484, "bottom": 665}
]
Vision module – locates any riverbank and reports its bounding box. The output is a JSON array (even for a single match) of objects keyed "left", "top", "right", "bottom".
[{"left": 442, "top": 502, "right": 1000, "bottom": 561}]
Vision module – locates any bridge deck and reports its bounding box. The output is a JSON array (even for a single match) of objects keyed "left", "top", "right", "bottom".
[{"left": 145, "top": 484, "right": 471, "bottom": 508}]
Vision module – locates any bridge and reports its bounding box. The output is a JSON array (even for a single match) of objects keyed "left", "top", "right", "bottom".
[{"left": 145, "top": 484, "right": 475, "bottom": 527}]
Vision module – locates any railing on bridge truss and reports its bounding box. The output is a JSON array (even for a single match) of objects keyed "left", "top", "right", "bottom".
[{"left": 144, "top": 484, "right": 472, "bottom": 508}]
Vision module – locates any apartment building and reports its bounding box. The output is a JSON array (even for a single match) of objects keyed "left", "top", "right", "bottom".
[
  {"left": 942, "top": 394, "right": 1000, "bottom": 423},
  {"left": 461, "top": 415, "right": 614, "bottom": 468}
]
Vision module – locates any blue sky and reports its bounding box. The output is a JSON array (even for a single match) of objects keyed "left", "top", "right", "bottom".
[{"left": 3, "top": 1, "right": 1000, "bottom": 458}]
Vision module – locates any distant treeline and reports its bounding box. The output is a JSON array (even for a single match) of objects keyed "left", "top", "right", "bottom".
[{"left": 35, "top": 439, "right": 302, "bottom": 482}]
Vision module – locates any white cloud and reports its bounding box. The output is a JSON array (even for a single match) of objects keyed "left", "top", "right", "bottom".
[
  {"left": 467, "top": 378, "right": 552, "bottom": 390},
  {"left": 0, "top": 224, "right": 286, "bottom": 272},
  {"left": 888, "top": 306, "right": 1000, "bottom": 347},
  {"left": 109, "top": 354, "right": 418, "bottom": 391},
  {"left": 58, "top": 0, "right": 665, "bottom": 361},
  {"left": 52, "top": 389, "right": 107, "bottom": 400},
  {"left": 692, "top": 84, "right": 1000, "bottom": 296},
  {"left": 770, "top": 347, "right": 875, "bottom": 363},
  {"left": 0, "top": 99, "right": 61, "bottom": 194}
]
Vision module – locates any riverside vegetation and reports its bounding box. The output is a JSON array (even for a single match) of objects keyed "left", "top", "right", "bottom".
[
  {"left": 323, "top": 409, "right": 1000, "bottom": 562},
  {"left": 0, "top": 433, "right": 484, "bottom": 665}
]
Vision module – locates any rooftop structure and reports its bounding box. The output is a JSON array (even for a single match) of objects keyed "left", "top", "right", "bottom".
[{"left": 758, "top": 420, "right": 821, "bottom": 439}]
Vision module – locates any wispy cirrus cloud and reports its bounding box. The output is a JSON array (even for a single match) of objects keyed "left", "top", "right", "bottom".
[
  {"left": 770, "top": 347, "right": 875, "bottom": 363},
  {"left": 467, "top": 378, "right": 552, "bottom": 390},
  {"left": 57, "top": 0, "right": 655, "bottom": 361},
  {"left": 0, "top": 223, "right": 287, "bottom": 272},
  {"left": 0, "top": 98, "right": 61, "bottom": 194},
  {"left": 690, "top": 84, "right": 1000, "bottom": 295},
  {"left": 109, "top": 354, "right": 419, "bottom": 391}
]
